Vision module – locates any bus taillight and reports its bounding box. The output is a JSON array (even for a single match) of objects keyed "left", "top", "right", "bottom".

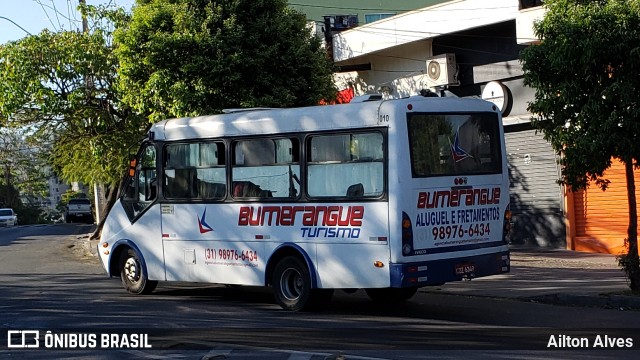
[
  {"left": 401, "top": 212, "right": 414, "bottom": 256},
  {"left": 503, "top": 207, "right": 512, "bottom": 244}
]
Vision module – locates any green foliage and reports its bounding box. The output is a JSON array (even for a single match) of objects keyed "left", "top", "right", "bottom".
[
  {"left": 0, "top": 183, "right": 22, "bottom": 209},
  {"left": 0, "top": 180, "right": 43, "bottom": 224},
  {"left": 115, "top": 0, "right": 336, "bottom": 122},
  {"left": 618, "top": 238, "right": 640, "bottom": 293},
  {"left": 60, "top": 190, "right": 88, "bottom": 207},
  {"left": 521, "top": 0, "right": 640, "bottom": 291},
  {"left": 0, "top": 5, "right": 147, "bottom": 188},
  {"left": 0, "top": 127, "right": 49, "bottom": 200},
  {"left": 16, "top": 204, "right": 46, "bottom": 225},
  {"left": 521, "top": 0, "right": 640, "bottom": 191}
]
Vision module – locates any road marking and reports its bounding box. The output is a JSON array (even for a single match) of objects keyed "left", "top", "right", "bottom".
[{"left": 202, "top": 349, "right": 233, "bottom": 359}]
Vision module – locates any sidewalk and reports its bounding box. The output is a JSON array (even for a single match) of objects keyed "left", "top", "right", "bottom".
[{"left": 424, "top": 245, "right": 640, "bottom": 310}]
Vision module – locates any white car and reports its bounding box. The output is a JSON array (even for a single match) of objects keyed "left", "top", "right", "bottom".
[{"left": 0, "top": 208, "right": 18, "bottom": 227}]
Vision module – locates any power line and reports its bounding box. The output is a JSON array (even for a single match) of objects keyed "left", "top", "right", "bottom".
[
  {"left": 300, "top": 4, "right": 519, "bottom": 23},
  {"left": 290, "top": 2, "right": 516, "bottom": 13},
  {"left": 289, "top": 2, "right": 416, "bottom": 12},
  {"left": 0, "top": 16, "right": 32, "bottom": 35}
]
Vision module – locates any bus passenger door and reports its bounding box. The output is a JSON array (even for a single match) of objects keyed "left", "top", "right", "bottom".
[{"left": 119, "top": 143, "right": 165, "bottom": 281}]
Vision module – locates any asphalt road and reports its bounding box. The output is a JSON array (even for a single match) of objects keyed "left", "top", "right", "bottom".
[{"left": 1, "top": 224, "right": 639, "bottom": 359}]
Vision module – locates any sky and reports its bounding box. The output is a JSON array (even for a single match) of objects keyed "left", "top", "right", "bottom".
[{"left": 0, "top": 0, "right": 134, "bottom": 44}]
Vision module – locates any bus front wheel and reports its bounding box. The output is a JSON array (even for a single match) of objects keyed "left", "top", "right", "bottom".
[
  {"left": 120, "top": 248, "right": 157, "bottom": 295},
  {"left": 365, "top": 287, "right": 418, "bottom": 303}
]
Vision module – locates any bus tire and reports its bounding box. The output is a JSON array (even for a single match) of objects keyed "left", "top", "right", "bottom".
[
  {"left": 365, "top": 287, "right": 418, "bottom": 303},
  {"left": 120, "top": 248, "right": 157, "bottom": 295},
  {"left": 272, "top": 256, "right": 313, "bottom": 311}
]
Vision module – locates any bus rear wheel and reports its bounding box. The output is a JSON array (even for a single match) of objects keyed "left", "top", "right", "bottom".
[
  {"left": 272, "top": 256, "right": 334, "bottom": 311},
  {"left": 365, "top": 287, "right": 418, "bottom": 303},
  {"left": 120, "top": 248, "right": 157, "bottom": 295},
  {"left": 273, "top": 257, "right": 311, "bottom": 311}
]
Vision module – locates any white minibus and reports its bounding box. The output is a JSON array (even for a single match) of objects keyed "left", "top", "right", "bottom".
[{"left": 98, "top": 96, "right": 511, "bottom": 311}]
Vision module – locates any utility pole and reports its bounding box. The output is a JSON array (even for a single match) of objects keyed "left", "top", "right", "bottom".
[
  {"left": 79, "top": 0, "right": 101, "bottom": 224},
  {"left": 4, "top": 164, "right": 10, "bottom": 187},
  {"left": 79, "top": 0, "right": 88, "bottom": 33}
]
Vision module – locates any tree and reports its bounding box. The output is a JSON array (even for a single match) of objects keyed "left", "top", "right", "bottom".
[
  {"left": 521, "top": 0, "right": 640, "bottom": 291},
  {"left": 0, "top": 4, "right": 148, "bottom": 237},
  {"left": 0, "top": 126, "right": 49, "bottom": 204},
  {"left": 115, "top": 0, "right": 336, "bottom": 122}
]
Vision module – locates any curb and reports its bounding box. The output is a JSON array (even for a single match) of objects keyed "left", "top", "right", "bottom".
[
  {"left": 521, "top": 293, "right": 640, "bottom": 311},
  {"left": 423, "top": 289, "right": 640, "bottom": 312}
]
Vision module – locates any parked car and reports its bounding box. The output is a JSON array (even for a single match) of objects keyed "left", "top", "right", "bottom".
[
  {"left": 65, "top": 198, "right": 94, "bottom": 224},
  {"left": 0, "top": 208, "right": 18, "bottom": 227}
]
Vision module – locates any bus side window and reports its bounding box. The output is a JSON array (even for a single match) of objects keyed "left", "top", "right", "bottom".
[
  {"left": 164, "top": 142, "right": 226, "bottom": 200},
  {"left": 165, "top": 169, "right": 194, "bottom": 198},
  {"left": 346, "top": 183, "right": 364, "bottom": 198},
  {"left": 307, "top": 132, "right": 384, "bottom": 198},
  {"left": 232, "top": 138, "right": 300, "bottom": 199}
]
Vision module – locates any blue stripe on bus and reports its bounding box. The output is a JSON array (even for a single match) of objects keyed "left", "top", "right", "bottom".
[{"left": 389, "top": 250, "right": 509, "bottom": 287}]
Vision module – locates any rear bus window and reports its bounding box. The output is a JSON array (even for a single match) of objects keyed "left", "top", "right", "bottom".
[{"left": 407, "top": 113, "right": 502, "bottom": 177}]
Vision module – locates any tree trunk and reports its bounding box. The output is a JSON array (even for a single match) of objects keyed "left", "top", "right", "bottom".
[
  {"left": 623, "top": 159, "right": 640, "bottom": 292},
  {"left": 89, "top": 181, "right": 120, "bottom": 240}
]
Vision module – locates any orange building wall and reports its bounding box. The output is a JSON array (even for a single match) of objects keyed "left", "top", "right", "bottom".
[{"left": 570, "top": 159, "right": 640, "bottom": 255}]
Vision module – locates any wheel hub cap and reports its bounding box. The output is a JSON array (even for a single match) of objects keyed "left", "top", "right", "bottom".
[
  {"left": 124, "top": 258, "right": 139, "bottom": 281},
  {"left": 281, "top": 268, "right": 303, "bottom": 301}
]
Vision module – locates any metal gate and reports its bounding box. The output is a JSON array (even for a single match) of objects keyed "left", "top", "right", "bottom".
[{"left": 504, "top": 124, "right": 565, "bottom": 247}]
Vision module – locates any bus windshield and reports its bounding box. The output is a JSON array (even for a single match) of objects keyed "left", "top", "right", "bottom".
[{"left": 407, "top": 112, "right": 502, "bottom": 177}]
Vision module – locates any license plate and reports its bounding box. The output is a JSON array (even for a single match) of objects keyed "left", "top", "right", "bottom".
[{"left": 455, "top": 263, "right": 475, "bottom": 275}]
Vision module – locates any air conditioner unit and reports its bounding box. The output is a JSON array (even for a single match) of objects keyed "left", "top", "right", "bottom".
[{"left": 425, "top": 53, "right": 459, "bottom": 87}]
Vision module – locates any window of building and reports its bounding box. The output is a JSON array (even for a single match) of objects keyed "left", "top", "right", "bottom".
[{"left": 364, "top": 13, "right": 395, "bottom": 24}]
